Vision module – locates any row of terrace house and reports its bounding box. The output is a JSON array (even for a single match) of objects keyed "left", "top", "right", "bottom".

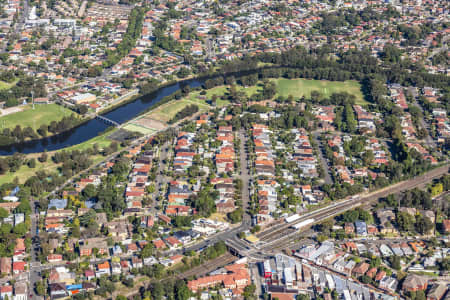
[
  {"left": 291, "top": 128, "right": 318, "bottom": 178},
  {"left": 173, "top": 132, "right": 196, "bottom": 174},
  {"left": 166, "top": 180, "right": 194, "bottom": 216},
  {"left": 353, "top": 105, "right": 376, "bottom": 135},
  {"left": 253, "top": 124, "right": 275, "bottom": 177},
  {"left": 126, "top": 147, "right": 153, "bottom": 210}
]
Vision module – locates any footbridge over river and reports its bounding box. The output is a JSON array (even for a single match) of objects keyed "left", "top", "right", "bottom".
[{"left": 95, "top": 115, "right": 120, "bottom": 127}]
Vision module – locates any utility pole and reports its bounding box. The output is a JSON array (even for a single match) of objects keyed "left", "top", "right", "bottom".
[{"left": 31, "top": 91, "right": 34, "bottom": 110}]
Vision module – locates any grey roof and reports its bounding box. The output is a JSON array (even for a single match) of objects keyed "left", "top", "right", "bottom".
[
  {"left": 310, "top": 241, "right": 334, "bottom": 260},
  {"left": 49, "top": 198, "right": 68, "bottom": 209},
  {"left": 333, "top": 275, "right": 346, "bottom": 293}
]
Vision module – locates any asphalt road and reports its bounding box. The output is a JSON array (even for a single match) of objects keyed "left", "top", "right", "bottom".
[
  {"left": 411, "top": 98, "right": 438, "bottom": 149},
  {"left": 238, "top": 129, "right": 252, "bottom": 224},
  {"left": 30, "top": 199, "right": 42, "bottom": 299},
  {"left": 313, "top": 131, "right": 333, "bottom": 185},
  {"left": 152, "top": 142, "right": 170, "bottom": 212},
  {"left": 183, "top": 130, "right": 253, "bottom": 253}
]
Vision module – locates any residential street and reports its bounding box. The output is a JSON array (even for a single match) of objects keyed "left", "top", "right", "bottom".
[
  {"left": 313, "top": 131, "right": 333, "bottom": 185},
  {"left": 152, "top": 142, "right": 171, "bottom": 212},
  {"left": 239, "top": 129, "right": 251, "bottom": 225},
  {"left": 30, "top": 199, "right": 42, "bottom": 299}
]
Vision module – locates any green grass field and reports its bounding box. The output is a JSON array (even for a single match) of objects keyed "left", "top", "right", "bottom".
[
  {"left": 122, "top": 124, "right": 157, "bottom": 135},
  {"left": 148, "top": 99, "right": 210, "bottom": 123},
  {"left": 0, "top": 104, "right": 77, "bottom": 130},
  {"left": 0, "top": 159, "right": 57, "bottom": 185},
  {"left": 150, "top": 79, "right": 366, "bottom": 125},
  {"left": 147, "top": 85, "right": 241, "bottom": 124},
  {"left": 0, "top": 131, "right": 117, "bottom": 185},
  {"left": 64, "top": 131, "right": 116, "bottom": 152},
  {"left": 274, "top": 78, "right": 367, "bottom": 104},
  {"left": 0, "top": 153, "right": 108, "bottom": 185},
  {"left": 0, "top": 79, "right": 18, "bottom": 91}
]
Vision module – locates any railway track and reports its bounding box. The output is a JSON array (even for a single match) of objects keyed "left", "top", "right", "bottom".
[
  {"left": 175, "top": 253, "right": 236, "bottom": 279},
  {"left": 121, "top": 253, "right": 237, "bottom": 299},
  {"left": 256, "top": 197, "right": 360, "bottom": 242},
  {"left": 256, "top": 164, "right": 449, "bottom": 250},
  {"left": 258, "top": 227, "right": 296, "bottom": 242}
]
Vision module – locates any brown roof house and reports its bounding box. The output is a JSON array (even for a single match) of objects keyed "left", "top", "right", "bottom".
[
  {"left": 352, "top": 262, "right": 370, "bottom": 277},
  {"left": 427, "top": 283, "right": 447, "bottom": 300},
  {"left": 344, "top": 223, "right": 355, "bottom": 234},
  {"left": 0, "top": 257, "right": 11, "bottom": 275},
  {"left": 443, "top": 219, "right": 450, "bottom": 233},
  {"left": 80, "top": 238, "right": 108, "bottom": 257},
  {"left": 402, "top": 274, "right": 428, "bottom": 292}
]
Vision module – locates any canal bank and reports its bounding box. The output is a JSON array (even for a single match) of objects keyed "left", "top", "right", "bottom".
[{"left": 0, "top": 78, "right": 204, "bottom": 155}]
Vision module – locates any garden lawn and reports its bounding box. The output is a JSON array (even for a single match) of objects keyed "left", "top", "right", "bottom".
[
  {"left": 0, "top": 104, "right": 77, "bottom": 130},
  {"left": 274, "top": 78, "right": 367, "bottom": 105}
]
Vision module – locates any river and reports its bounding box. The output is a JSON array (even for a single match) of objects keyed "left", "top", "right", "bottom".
[{"left": 0, "top": 79, "right": 203, "bottom": 155}]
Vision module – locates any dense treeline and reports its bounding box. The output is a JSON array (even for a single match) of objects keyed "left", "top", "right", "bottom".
[
  {"left": 0, "top": 153, "right": 28, "bottom": 174},
  {"left": 0, "top": 70, "right": 17, "bottom": 83},
  {"left": 0, "top": 75, "right": 47, "bottom": 107},
  {"left": 190, "top": 48, "right": 449, "bottom": 115},
  {"left": 431, "top": 51, "right": 449, "bottom": 67},
  {"left": 149, "top": 128, "right": 179, "bottom": 146},
  {"left": 67, "top": 156, "right": 129, "bottom": 219},
  {"left": 153, "top": 20, "right": 180, "bottom": 52},
  {"left": 99, "top": 7, "right": 146, "bottom": 70},
  {"left": 210, "top": 46, "right": 450, "bottom": 91},
  {"left": 187, "top": 185, "right": 218, "bottom": 217},
  {"left": 269, "top": 106, "right": 310, "bottom": 130},
  {"left": 382, "top": 178, "right": 447, "bottom": 211},
  {"left": 0, "top": 141, "right": 119, "bottom": 198},
  {"left": 0, "top": 185, "right": 32, "bottom": 257},
  {"left": 221, "top": 56, "right": 259, "bottom": 74},
  {"left": 0, "top": 114, "right": 81, "bottom": 145},
  {"left": 169, "top": 104, "right": 199, "bottom": 124},
  {"left": 143, "top": 279, "right": 190, "bottom": 300},
  {"left": 334, "top": 103, "right": 357, "bottom": 133}
]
